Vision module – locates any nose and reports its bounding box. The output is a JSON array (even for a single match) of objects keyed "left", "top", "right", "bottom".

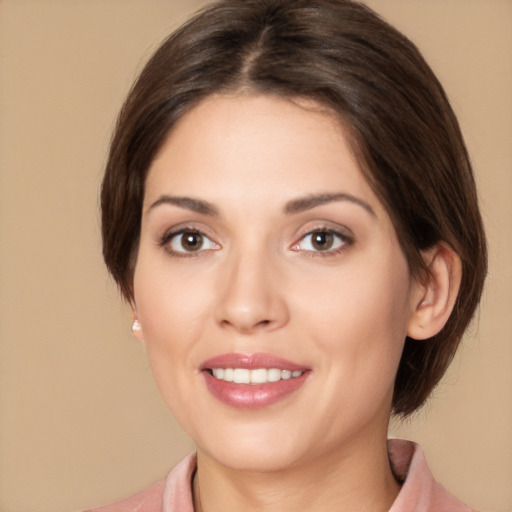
[{"left": 214, "top": 249, "right": 289, "bottom": 334}]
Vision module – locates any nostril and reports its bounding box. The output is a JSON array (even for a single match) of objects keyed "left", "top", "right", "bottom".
[
  {"left": 220, "top": 317, "right": 273, "bottom": 333},
  {"left": 220, "top": 319, "right": 233, "bottom": 329}
]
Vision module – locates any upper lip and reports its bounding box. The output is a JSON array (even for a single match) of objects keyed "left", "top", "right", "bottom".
[{"left": 200, "top": 353, "right": 308, "bottom": 372}]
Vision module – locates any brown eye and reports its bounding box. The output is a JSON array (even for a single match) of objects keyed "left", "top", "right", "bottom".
[
  {"left": 166, "top": 229, "right": 219, "bottom": 254},
  {"left": 293, "top": 229, "right": 350, "bottom": 254},
  {"left": 311, "top": 232, "right": 334, "bottom": 251},
  {"left": 181, "top": 232, "right": 203, "bottom": 251}
]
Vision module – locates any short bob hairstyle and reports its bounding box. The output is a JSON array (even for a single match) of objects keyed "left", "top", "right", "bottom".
[{"left": 101, "top": 0, "right": 487, "bottom": 416}]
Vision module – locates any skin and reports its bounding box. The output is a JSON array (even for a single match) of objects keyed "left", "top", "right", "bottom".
[{"left": 131, "top": 94, "right": 459, "bottom": 512}]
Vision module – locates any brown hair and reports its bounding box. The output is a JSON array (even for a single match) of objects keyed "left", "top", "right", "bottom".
[{"left": 101, "top": 0, "right": 487, "bottom": 416}]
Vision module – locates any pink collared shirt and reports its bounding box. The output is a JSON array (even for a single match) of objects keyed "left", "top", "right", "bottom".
[{"left": 84, "top": 439, "right": 479, "bottom": 512}]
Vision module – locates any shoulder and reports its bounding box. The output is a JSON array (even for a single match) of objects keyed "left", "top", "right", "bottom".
[
  {"left": 82, "top": 479, "right": 166, "bottom": 512},
  {"left": 388, "top": 439, "right": 481, "bottom": 512},
  {"left": 81, "top": 454, "right": 197, "bottom": 512}
]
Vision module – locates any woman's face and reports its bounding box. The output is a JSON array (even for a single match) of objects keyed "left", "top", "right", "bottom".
[{"left": 133, "top": 94, "right": 422, "bottom": 472}]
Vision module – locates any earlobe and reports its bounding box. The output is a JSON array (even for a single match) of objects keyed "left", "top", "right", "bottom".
[
  {"left": 130, "top": 302, "right": 145, "bottom": 343},
  {"left": 407, "top": 243, "right": 462, "bottom": 341}
]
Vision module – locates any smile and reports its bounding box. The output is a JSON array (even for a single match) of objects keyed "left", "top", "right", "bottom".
[
  {"left": 211, "top": 368, "right": 304, "bottom": 384},
  {"left": 201, "top": 353, "right": 310, "bottom": 409}
]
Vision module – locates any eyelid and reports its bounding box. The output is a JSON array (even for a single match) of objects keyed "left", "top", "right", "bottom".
[
  {"left": 160, "top": 225, "right": 221, "bottom": 256},
  {"left": 290, "top": 225, "right": 354, "bottom": 255}
]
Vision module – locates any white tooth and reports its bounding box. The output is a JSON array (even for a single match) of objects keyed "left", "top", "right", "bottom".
[
  {"left": 215, "top": 367, "right": 302, "bottom": 383},
  {"left": 281, "top": 370, "right": 292, "bottom": 380},
  {"left": 212, "top": 368, "right": 224, "bottom": 379},
  {"left": 223, "top": 368, "right": 234, "bottom": 382},
  {"left": 233, "top": 368, "right": 251, "bottom": 384},
  {"left": 267, "top": 368, "right": 281, "bottom": 382},
  {"left": 250, "top": 368, "right": 268, "bottom": 384}
]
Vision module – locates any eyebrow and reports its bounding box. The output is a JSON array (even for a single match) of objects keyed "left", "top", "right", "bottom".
[
  {"left": 146, "top": 192, "right": 375, "bottom": 218},
  {"left": 147, "top": 195, "right": 219, "bottom": 216},
  {"left": 283, "top": 193, "right": 376, "bottom": 216}
]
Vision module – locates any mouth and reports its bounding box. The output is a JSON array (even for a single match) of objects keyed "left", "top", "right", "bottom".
[
  {"left": 208, "top": 368, "right": 304, "bottom": 384},
  {"left": 200, "top": 353, "right": 310, "bottom": 409}
]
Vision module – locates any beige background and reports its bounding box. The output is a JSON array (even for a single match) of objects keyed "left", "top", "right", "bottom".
[{"left": 0, "top": 1, "right": 510, "bottom": 511}]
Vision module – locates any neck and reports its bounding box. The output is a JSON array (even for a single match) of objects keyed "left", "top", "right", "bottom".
[{"left": 193, "top": 430, "right": 400, "bottom": 512}]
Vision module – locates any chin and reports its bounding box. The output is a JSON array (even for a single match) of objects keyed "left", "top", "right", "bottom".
[
  {"left": 204, "top": 444, "right": 301, "bottom": 473},
  {"left": 194, "top": 421, "right": 309, "bottom": 473}
]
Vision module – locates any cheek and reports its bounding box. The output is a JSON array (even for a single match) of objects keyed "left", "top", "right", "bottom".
[
  {"left": 131, "top": 259, "right": 212, "bottom": 398},
  {"left": 134, "top": 276, "right": 207, "bottom": 429},
  {"left": 298, "top": 251, "right": 411, "bottom": 327},
  {"left": 134, "top": 259, "right": 214, "bottom": 342},
  {"left": 295, "top": 251, "right": 412, "bottom": 378}
]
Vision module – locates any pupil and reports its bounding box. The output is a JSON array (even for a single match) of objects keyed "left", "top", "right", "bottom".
[
  {"left": 312, "top": 232, "right": 333, "bottom": 250},
  {"left": 182, "top": 232, "right": 202, "bottom": 251}
]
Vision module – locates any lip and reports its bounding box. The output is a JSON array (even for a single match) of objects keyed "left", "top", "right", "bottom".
[
  {"left": 200, "top": 353, "right": 310, "bottom": 409},
  {"left": 200, "top": 352, "right": 307, "bottom": 372}
]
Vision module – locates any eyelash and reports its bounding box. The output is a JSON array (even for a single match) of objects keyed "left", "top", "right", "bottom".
[
  {"left": 291, "top": 228, "right": 353, "bottom": 257},
  {"left": 159, "top": 226, "right": 353, "bottom": 258},
  {"left": 159, "top": 227, "right": 219, "bottom": 258}
]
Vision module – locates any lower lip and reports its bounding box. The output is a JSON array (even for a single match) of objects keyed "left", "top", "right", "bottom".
[{"left": 203, "top": 371, "right": 309, "bottom": 409}]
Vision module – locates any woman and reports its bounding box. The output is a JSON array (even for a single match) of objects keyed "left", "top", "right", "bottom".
[{"left": 91, "top": 0, "right": 487, "bottom": 510}]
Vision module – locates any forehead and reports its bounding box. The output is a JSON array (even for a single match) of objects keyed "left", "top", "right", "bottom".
[{"left": 144, "top": 93, "right": 383, "bottom": 216}]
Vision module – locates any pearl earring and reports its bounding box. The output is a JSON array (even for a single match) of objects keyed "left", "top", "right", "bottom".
[{"left": 131, "top": 319, "right": 141, "bottom": 334}]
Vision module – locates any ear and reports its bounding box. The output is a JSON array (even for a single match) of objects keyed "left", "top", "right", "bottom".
[
  {"left": 407, "top": 242, "right": 462, "bottom": 340},
  {"left": 130, "top": 302, "right": 144, "bottom": 343}
]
